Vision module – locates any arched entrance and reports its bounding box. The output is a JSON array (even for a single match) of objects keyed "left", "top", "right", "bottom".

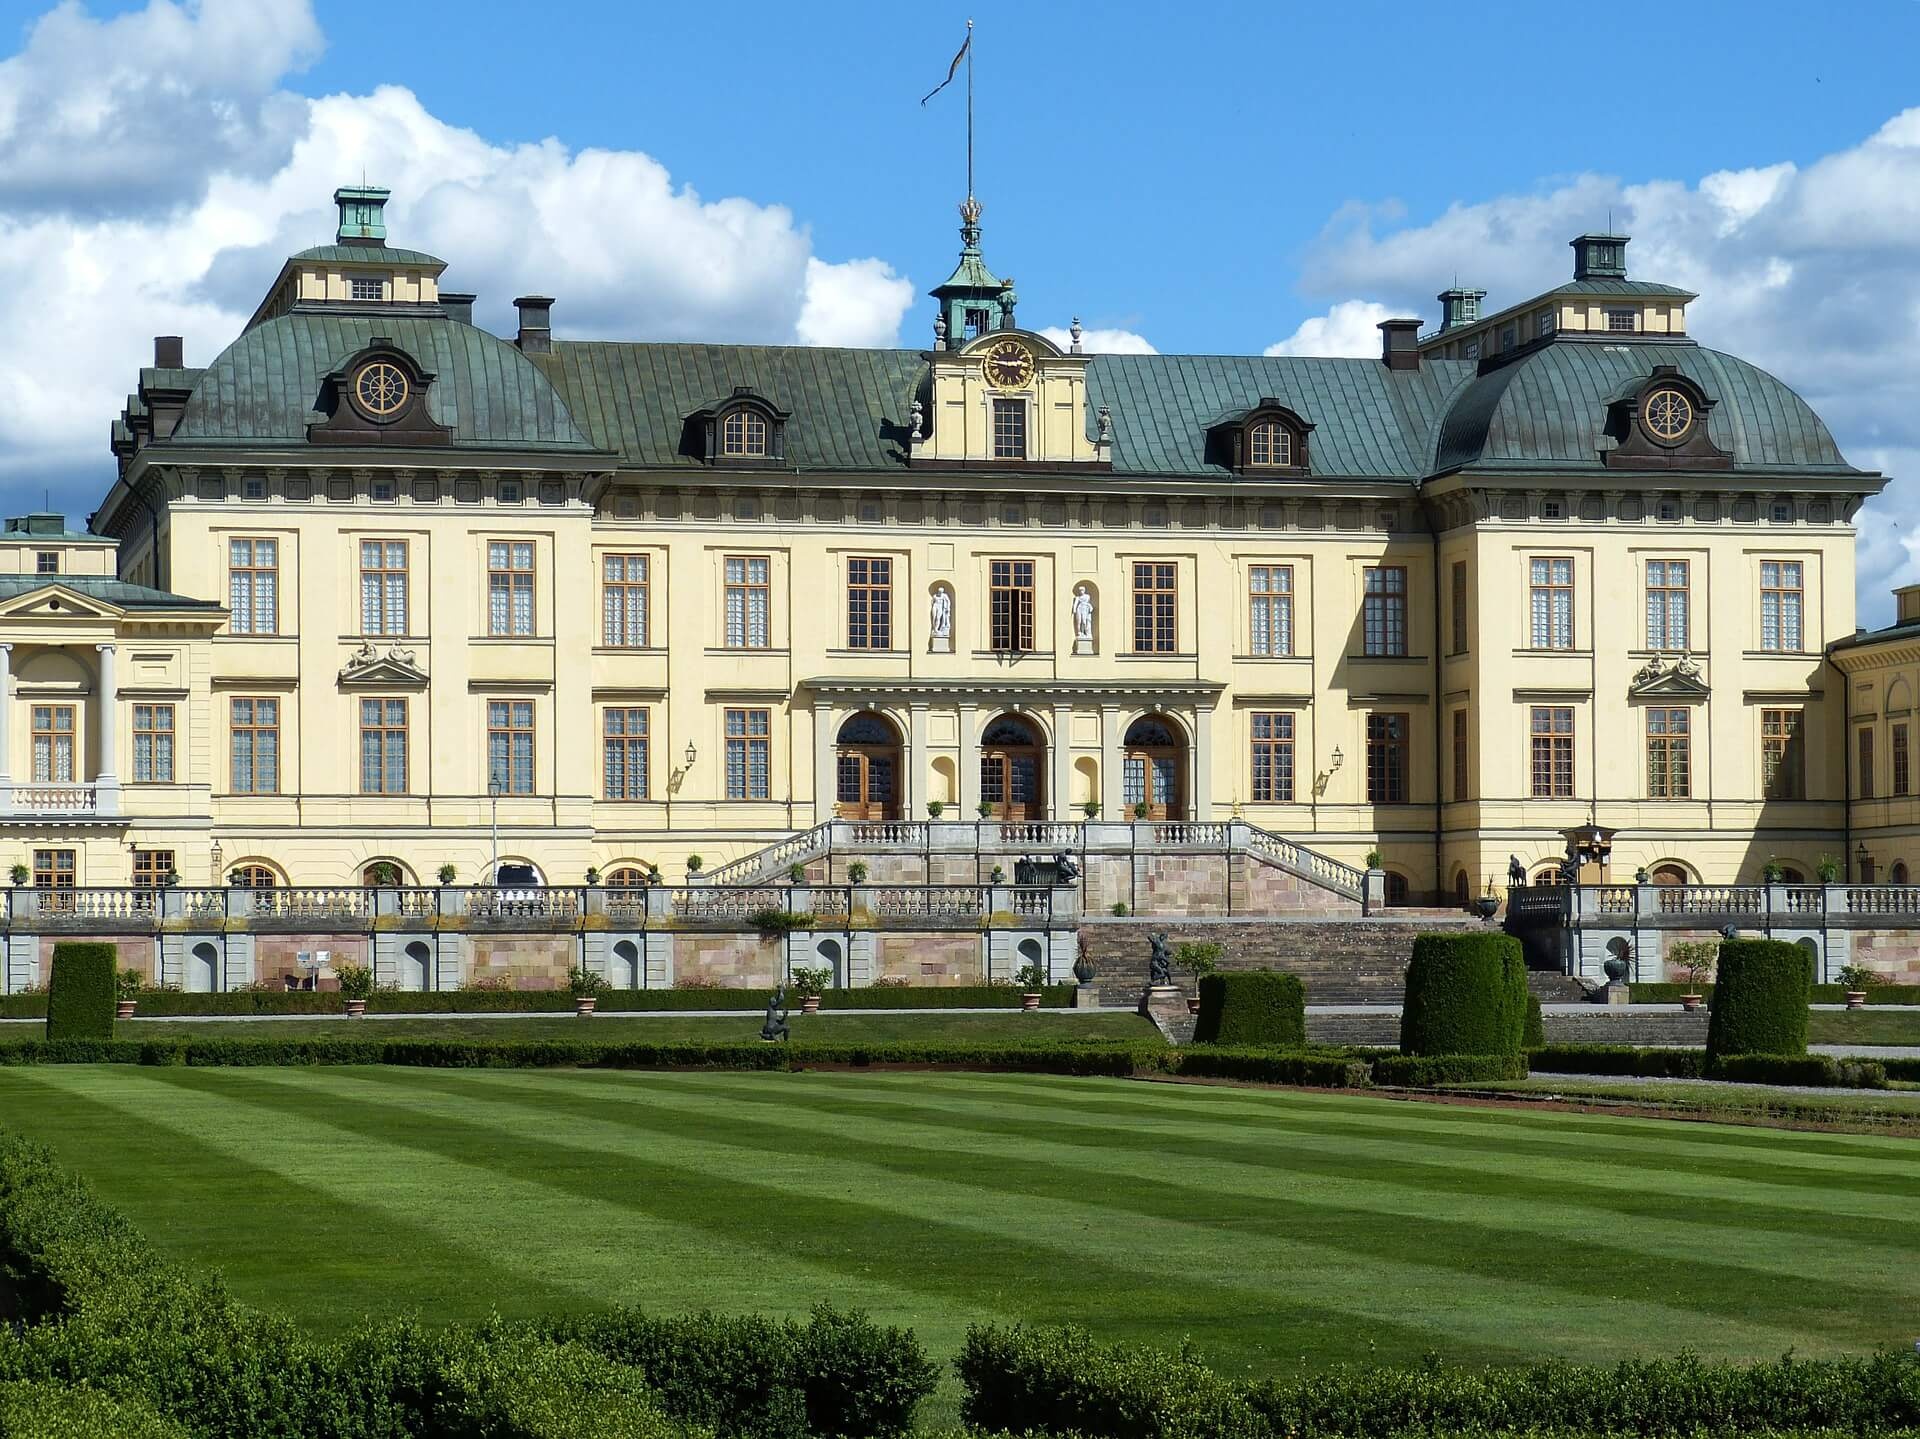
[
  {"left": 835, "top": 713, "right": 902, "bottom": 820},
  {"left": 1122, "top": 716, "right": 1186, "bottom": 820},
  {"left": 402, "top": 941, "right": 431, "bottom": 992},
  {"left": 979, "top": 714, "right": 1045, "bottom": 821},
  {"left": 1648, "top": 863, "right": 1689, "bottom": 885}
]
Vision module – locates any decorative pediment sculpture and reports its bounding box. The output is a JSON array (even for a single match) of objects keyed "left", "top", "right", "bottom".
[
  {"left": 338, "top": 642, "right": 428, "bottom": 688},
  {"left": 1629, "top": 652, "right": 1708, "bottom": 700}
]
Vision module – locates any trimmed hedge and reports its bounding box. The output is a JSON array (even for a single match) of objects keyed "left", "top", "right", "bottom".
[
  {"left": 958, "top": 1321, "right": 1920, "bottom": 1439},
  {"left": 45, "top": 943, "right": 116, "bottom": 1043},
  {"left": 1399, "top": 932, "right": 1528, "bottom": 1057},
  {"left": 1523, "top": 991, "right": 1544, "bottom": 1049},
  {"left": 1528, "top": 1045, "right": 1705, "bottom": 1079},
  {"left": 1707, "top": 1053, "right": 1889, "bottom": 1089},
  {"left": 1707, "top": 939, "right": 1812, "bottom": 1060},
  {"left": 1372, "top": 1053, "right": 1529, "bottom": 1087},
  {"left": 1191, "top": 970, "right": 1305, "bottom": 1046}
]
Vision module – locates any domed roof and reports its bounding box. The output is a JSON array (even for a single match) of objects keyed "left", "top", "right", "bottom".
[
  {"left": 1433, "top": 340, "right": 1858, "bottom": 475},
  {"left": 174, "top": 313, "right": 596, "bottom": 451},
  {"left": 289, "top": 243, "right": 447, "bottom": 268}
]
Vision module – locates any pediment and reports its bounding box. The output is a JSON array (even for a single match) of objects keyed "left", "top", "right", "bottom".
[
  {"left": 0, "top": 584, "right": 121, "bottom": 621},
  {"left": 1629, "top": 654, "right": 1709, "bottom": 700},
  {"left": 337, "top": 642, "right": 429, "bottom": 688}
]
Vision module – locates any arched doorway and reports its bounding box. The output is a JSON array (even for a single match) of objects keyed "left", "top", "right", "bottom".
[
  {"left": 402, "top": 941, "right": 431, "bottom": 992},
  {"left": 1649, "top": 863, "right": 1689, "bottom": 886},
  {"left": 1454, "top": 870, "right": 1471, "bottom": 909},
  {"left": 979, "top": 714, "right": 1045, "bottom": 821},
  {"left": 612, "top": 939, "right": 641, "bottom": 989},
  {"left": 230, "top": 863, "right": 278, "bottom": 888},
  {"left": 1122, "top": 716, "right": 1186, "bottom": 820},
  {"left": 1384, "top": 871, "right": 1410, "bottom": 906},
  {"left": 1016, "top": 936, "right": 1046, "bottom": 985},
  {"left": 835, "top": 713, "right": 902, "bottom": 820},
  {"left": 188, "top": 941, "right": 218, "bottom": 993}
]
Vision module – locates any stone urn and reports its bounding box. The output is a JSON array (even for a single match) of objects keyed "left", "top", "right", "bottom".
[
  {"left": 1602, "top": 955, "right": 1630, "bottom": 985},
  {"left": 1185, "top": 995, "right": 1201, "bottom": 1016},
  {"left": 1021, "top": 990, "right": 1041, "bottom": 1011},
  {"left": 115, "top": 999, "right": 137, "bottom": 1021},
  {"left": 343, "top": 998, "right": 367, "bottom": 1018},
  {"left": 1072, "top": 954, "right": 1096, "bottom": 985},
  {"left": 1845, "top": 989, "right": 1868, "bottom": 1011},
  {"left": 574, "top": 995, "right": 597, "bottom": 1017},
  {"left": 801, "top": 994, "right": 821, "bottom": 1014},
  {"left": 1474, "top": 895, "right": 1500, "bottom": 922}
]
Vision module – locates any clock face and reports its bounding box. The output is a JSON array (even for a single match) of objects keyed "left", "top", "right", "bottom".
[
  {"left": 982, "top": 339, "right": 1035, "bottom": 390},
  {"left": 353, "top": 360, "right": 410, "bottom": 419}
]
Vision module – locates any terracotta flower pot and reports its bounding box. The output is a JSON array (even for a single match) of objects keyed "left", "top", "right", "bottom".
[
  {"left": 801, "top": 994, "right": 821, "bottom": 1014},
  {"left": 343, "top": 998, "right": 367, "bottom": 1017},
  {"left": 115, "top": 999, "right": 136, "bottom": 1020},
  {"left": 1846, "top": 990, "right": 1868, "bottom": 1011},
  {"left": 574, "top": 995, "right": 597, "bottom": 1016},
  {"left": 1021, "top": 991, "right": 1041, "bottom": 1011},
  {"left": 1186, "top": 996, "right": 1201, "bottom": 1016},
  {"left": 1680, "top": 994, "right": 1703, "bottom": 1013}
]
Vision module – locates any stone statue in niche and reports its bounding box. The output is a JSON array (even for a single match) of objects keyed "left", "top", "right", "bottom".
[
  {"left": 1071, "top": 584, "right": 1095, "bottom": 655},
  {"left": 930, "top": 587, "right": 953, "bottom": 646}
]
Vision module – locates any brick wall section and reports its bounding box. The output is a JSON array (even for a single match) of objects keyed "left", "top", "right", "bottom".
[
  {"left": 876, "top": 934, "right": 979, "bottom": 984},
  {"left": 32, "top": 936, "right": 156, "bottom": 986},
  {"left": 1849, "top": 932, "right": 1920, "bottom": 982},
  {"left": 677, "top": 933, "right": 785, "bottom": 988},
  {"left": 255, "top": 934, "right": 368, "bottom": 989},
  {"left": 467, "top": 936, "right": 573, "bottom": 990}
]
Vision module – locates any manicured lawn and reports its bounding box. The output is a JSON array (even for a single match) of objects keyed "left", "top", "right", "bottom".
[
  {"left": 1, "top": 1066, "right": 1914, "bottom": 1390},
  {"left": 1, "top": 1010, "right": 1162, "bottom": 1046},
  {"left": 1808, "top": 1008, "right": 1920, "bottom": 1045},
  {"left": 1486, "top": 1075, "right": 1920, "bottom": 1126}
]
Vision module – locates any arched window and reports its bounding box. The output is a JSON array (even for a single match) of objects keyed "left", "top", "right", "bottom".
[
  {"left": 1893, "top": 861, "right": 1910, "bottom": 886},
  {"left": 1248, "top": 420, "right": 1293, "bottom": 468},
  {"left": 836, "top": 712, "right": 902, "bottom": 821},
  {"left": 1384, "top": 871, "right": 1410, "bottom": 906},
  {"left": 1122, "top": 716, "right": 1186, "bottom": 820},
  {"left": 229, "top": 864, "right": 278, "bottom": 888},
  {"left": 1454, "top": 870, "right": 1471, "bottom": 909},
  {"left": 980, "top": 714, "right": 1045, "bottom": 821},
  {"left": 606, "top": 867, "right": 648, "bottom": 887},
  {"left": 361, "top": 860, "right": 406, "bottom": 887},
  {"left": 721, "top": 409, "right": 769, "bottom": 457},
  {"left": 1648, "top": 863, "right": 1689, "bottom": 886}
]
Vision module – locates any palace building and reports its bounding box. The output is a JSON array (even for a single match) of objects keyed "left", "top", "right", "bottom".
[{"left": 5, "top": 186, "right": 1889, "bottom": 901}]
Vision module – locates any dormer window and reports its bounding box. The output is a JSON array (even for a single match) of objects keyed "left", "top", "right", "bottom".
[
  {"left": 722, "top": 409, "right": 769, "bottom": 458},
  {"left": 685, "top": 386, "right": 790, "bottom": 466},
  {"left": 350, "top": 276, "right": 387, "bottom": 302},
  {"left": 1211, "top": 400, "right": 1311, "bottom": 476},
  {"left": 1248, "top": 420, "right": 1292, "bottom": 468}
]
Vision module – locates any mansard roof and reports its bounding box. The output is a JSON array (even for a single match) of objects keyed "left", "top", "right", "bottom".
[{"left": 0, "top": 575, "right": 221, "bottom": 612}]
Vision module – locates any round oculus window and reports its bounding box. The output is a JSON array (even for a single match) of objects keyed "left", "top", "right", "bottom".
[
  {"left": 353, "top": 360, "right": 410, "bottom": 419},
  {"left": 1643, "top": 387, "right": 1693, "bottom": 442}
]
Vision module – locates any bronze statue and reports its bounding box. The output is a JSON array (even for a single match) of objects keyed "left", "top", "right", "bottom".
[
  {"left": 1507, "top": 854, "right": 1526, "bottom": 887},
  {"left": 760, "top": 983, "right": 790, "bottom": 1042},
  {"left": 1054, "top": 850, "right": 1080, "bottom": 884},
  {"left": 1148, "top": 932, "right": 1172, "bottom": 987}
]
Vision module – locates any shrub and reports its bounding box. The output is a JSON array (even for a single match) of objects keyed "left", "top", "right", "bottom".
[
  {"left": 847, "top": 861, "right": 868, "bottom": 884},
  {"left": 1706, "top": 938, "right": 1812, "bottom": 1060},
  {"left": 788, "top": 862, "right": 807, "bottom": 883},
  {"left": 116, "top": 967, "right": 143, "bottom": 1002},
  {"left": 1398, "top": 932, "right": 1527, "bottom": 1057},
  {"left": 1522, "top": 991, "right": 1544, "bottom": 1049},
  {"left": 0, "top": 1380, "right": 187, "bottom": 1437},
  {"left": 1669, "top": 938, "right": 1719, "bottom": 991},
  {"left": 334, "top": 963, "right": 374, "bottom": 1001},
  {"left": 1191, "top": 971, "right": 1305, "bottom": 1047},
  {"left": 748, "top": 908, "right": 817, "bottom": 935},
  {"left": 788, "top": 966, "right": 832, "bottom": 998},
  {"left": 1836, "top": 962, "right": 1886, "bottom": 991},
  {"left": 1013, "top": 962, "right": 1047, "bottom": 991},
  {"left": 568, "top": 965, "right": 609, "bottom": 997},
  {"left": 1172, "top": 941, "right": 1221, "bottom": 981},
  {"left": 1528, "top": 1044, "right": 1705, "bottom": 1078},
  {"left": 45, "top": 943, "right": 116, "bottom": 1042},
  {"left": 1371, "top": 1053, "right": 1528, "bottom": 1086},
  {"left": 1707, "top": 1053, "right": 1889, "bottom": 1089}
]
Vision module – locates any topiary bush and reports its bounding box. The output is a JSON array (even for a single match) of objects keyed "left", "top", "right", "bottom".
[
  {"left": 1191, "top": 971, "right": 1305, "bottom": 1046},
  {"left": 45, "top": 942, "right": 116, "bottom": 1043},
  {"left": 1706, "top": 938, "right": 1812, "bottom": 1060},
  {"left": 1523, "top": 990, "right": 1544, "bottom": 1049},
  {"left": 1398, "top": 932, "right": 1527, "bottom": 1057}
]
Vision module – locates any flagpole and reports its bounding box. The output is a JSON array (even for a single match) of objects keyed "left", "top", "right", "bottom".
[{"left": 965, "top": 17, "right": 974, "bottom": 201}]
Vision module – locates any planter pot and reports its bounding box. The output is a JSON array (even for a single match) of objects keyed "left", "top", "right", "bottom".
[
  {"left": 343, "top": 998, "right": 367, "bottom": 1017},
  {"left": 801, "top": 994, "right": 821, "bottom": 1014},
  {"left": 1846, "top": 990, "right": 1868, "bottom": 1010},
  {"left": 1186, "top": 996, "right": 1201, "bottom": 1016},
  {"left": 1021, "top": 991, "right": 1041, "bottom": 1011},
  {"left": 1602, "top": 956, "right": 1629, "bottom": 985},
  {"left": 1680, "top": 993, "right": 1703, "bottom": 1013},
  {"left": 574, "top": 995, "right": 597, "bottom": 1017},
  {"left": 115, "top": 1000, "right": 136, "bottom": 1020},
  {"left": 1474, "top": 896, "right": 1500, "bottom": 922}
]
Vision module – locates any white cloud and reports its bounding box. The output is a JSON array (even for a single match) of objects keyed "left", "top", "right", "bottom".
[
  {"left": 0, "top": 1, "right": 916, "bottom": 503},
  {"left": 1263, "top": 300, "right": 1395, "bottom": 358},
  {"left": 1037, "top": 325, "right": 1157, "bottom": 354},
  {"left": 1292, "top": 109, "right": 1920, "bottom": 625}
]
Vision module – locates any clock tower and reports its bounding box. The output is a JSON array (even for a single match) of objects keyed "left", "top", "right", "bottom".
[{"left": 929, "top": 196, "right": 1017, "bottom": 350}]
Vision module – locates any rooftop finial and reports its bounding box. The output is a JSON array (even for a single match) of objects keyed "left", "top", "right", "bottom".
[{"left": 1069, "top": 316, "right": 1083, "bottom": 354}]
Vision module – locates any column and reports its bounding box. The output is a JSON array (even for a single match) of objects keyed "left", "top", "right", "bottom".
[
  {"left": 956, "top": 700, "right": 978, "bottom": 816},
  {"left": 1193, "top": 701, "right": 1213, "bottom": 821},
  {"left": 908, "top": 702, "right": 929, "bottom": 817},
  {"left": 0, "top": 643, "right": 11, "bottom": 814},
  {"left": 812, "top": 700, "right": 837, "bottom": 826},
  {"left": 1050, "top": 702, "right": 1072, "bottom": 820},
  {"left": 1100, "top": 703, "right": 1123, "bottom": 819},
  {"left": 94, "top": 643, "right": 120, "bottom": 816}
]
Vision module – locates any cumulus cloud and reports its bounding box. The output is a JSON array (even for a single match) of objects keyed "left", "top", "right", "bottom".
[
  {"left": 1037, "top": 325, "right": 1157, "bottom": 354},
  {"left": 0, "top": 0, "right": 915, "bottom": 505},
  {"left": 1264, "top": 300, "right": 1395, "bottom": 358},
  {"left": 1292, "top": 109, "right": 1920, "bottom": 624}
]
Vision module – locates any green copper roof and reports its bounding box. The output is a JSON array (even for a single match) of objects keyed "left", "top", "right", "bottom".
[
  {"left": 174, "top": 313, "right": 596, "bottom": 450},
  {"left": 1545, "top": 278, "right": 1697, "bottom": 299},
  {"left": 531, "top": 343, "right": 922, "bottom": 471},
  {"left": 0, "top": 576, "right": 219, "bottom": 610},
  {"left": 1434, "top": 339, "right": 1857, "bottom": 474},
  {"left": 1085, "top": 355, "right": 1478, "bottom": 478},
  {"left": 290, "top": 244, "right": 446, "bottom": 268}
]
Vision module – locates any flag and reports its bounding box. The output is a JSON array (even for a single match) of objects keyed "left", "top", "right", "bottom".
[{"left": 921, "top": 33, "right": 970, "bottom": 105}]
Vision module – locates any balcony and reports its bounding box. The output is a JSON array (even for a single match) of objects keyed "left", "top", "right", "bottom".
[{"left": 0, "top": 782, "right": 117, "bottom": 820}]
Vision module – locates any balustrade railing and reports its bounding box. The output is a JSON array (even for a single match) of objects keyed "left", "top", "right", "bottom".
[
  {"left": 674, "top": 886, "right": 788, "bottom": 922},
  {"left": 872, "top": 885, "right": 986, "bottom": 920},
  {"left": 848, "top": 821, "right": 927, "bottom": 848},
  {"left": 697, "top": 823, "right": 833, "bottom": 886},
  {"left": 1846, "top": 884, "right": 1920, "bottom": 915},
  {"left": 998, "top": 821, "right": 1080, "bottom": 848},
  {"left": 1655, "top": 885, "right": 1763, "bottom": 916},
  {"left": 1591, "top": 885, "right": 1636, "bottom": 915},
  {"left": 1240, "top": 824, "right": 1367, "bottom": 900},
  {"left": 9, "top": 783, "right": 97, "bottom": 814},
  {"left": 245, "top": 887, "right": 372, "bottom": 921},
  {"left": 465, "top": 887, "right": 581, "bottom": 923}
]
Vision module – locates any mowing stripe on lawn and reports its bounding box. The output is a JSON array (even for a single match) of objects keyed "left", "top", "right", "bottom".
[{"left": 410, "top": 1067, "right": 1904, "bottom": 1355}]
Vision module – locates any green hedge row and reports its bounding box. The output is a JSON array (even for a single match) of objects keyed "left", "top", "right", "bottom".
[
  {"left": 0, "top": 1127, "right": 934, "bottom": 1439},
  {"left": 1527, "top": 1046, "right": 1895, "bottom": 1089},
  {"left": 0, "top": 1380, "right": 187, "bottom": 1438},
  {"left": 1192, "top": 971, "right": 1305, "bottom": 1046},
  {"left": 1528, "top": 1045, "right": 1706, "bottom": 1078},
  {"left": 956, "top": 1321, "right": 1920, "bottom": 1439},
  {"left": 45, "top": 942, "right": 116, "bottom": 1042},
  {"left": 1372, "top": 1053, "right": 1529, "bottom": 1087},
  {"left": 1706, "top": 1053, "right": 1889, "bottom": 1089},
  {"left": 1632, "top": 981, "right": 1920, "bottom": 1005}
]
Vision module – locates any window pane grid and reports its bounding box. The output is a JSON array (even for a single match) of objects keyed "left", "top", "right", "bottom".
[
  {"left": 487, "top": 541, "right": 535, "bottom": 637},
  {"left": 601, "top": 553, "right": 649, "bottom": 647},
  {"left": 133, "top": 703, "right": 174, "bottom": 784},
  {"left": 1645, "top": 559, "right": 1689, "bottom": 649},
  {"left": 603, "top": 707, "right": 650, "bottom": 800},
  {"left": 1762, "top": 708, "right": 1804, "bottom": 799},
  {"left": 486, "top": 700, "right": 535, "bottom": 795},
  {"left": 229, "top": 537, "right": 278, "bottom": 635},
  {"left": 1530, "top": 706, "right": 1575, "bottom": 799},
  {"left": 1249, "top": 711, "right": 1294, "bottom": 803},
  {"left": 30, "top": 705, "right": 74, "bottom": 783},
  {"left": 1896, "top": 723, "right": 1911, "bottom": 798},
  {"left": 359, "top": 540, "right": 407, "bottom": 636},
  {"left": 1132, "top": 561, "right": 1177, "bottom": 654},
  {"left": 1451, "top": 709, "right": 1468, "bottom": 803},
  {"left": 1450, "top": 562, "right": 1468, "bottom": 655},
  {"left": 359, "top": 697, "right": 407, "bottom": 794},
  {"left": 1366, "top": 712, "right": 1408, "bottom": 804},
  {"left": 846, "top": 556, "right": 893, "bottom": 650},
  {"left": 1248, "top": 565, "right": 1293, "bottom": 656},
  {"left": 1363, "top": 567, "right": 1407, "bottom": 656},
  {"left": 1760, "top": 560, "right": 1803, "bottom": 651},
  {"left": 989, "top": 559, "right": 1035, "bottom": 652},
  {"left": 991, "top": 398, "right": 1026, "bottom": 459},
  {"left": 724, "top": 555, "right": 771, "bottom": 648},
  {"left": 230, "top": 697, "right": 279, "bottom": 794},
  {"left": 725, "top": 707, "right": 772, "bottom": 799},
  {"left": 1646, "top": 707, "right": 1691, "bottom": 799},
  {"left": 1528, "top": 557, "right": 1574, "bottom": 649}
]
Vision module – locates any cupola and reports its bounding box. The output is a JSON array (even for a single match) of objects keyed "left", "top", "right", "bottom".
[
  {"left": 1437, "top": 287, "right": 1486, "bottom": 331},
  {"left": 929, "top": 196, "right": 1017, "bottom": 350},
  {"left": 334, "top": 185, "right": 390, "bottom": 245},
  {"left": 1571, "top": 232, "right": 1629, "bottom": 281}
]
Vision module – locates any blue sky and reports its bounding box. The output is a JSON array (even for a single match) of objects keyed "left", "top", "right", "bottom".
[{"left": 6, "top": 1, "right": 1920, "bottom": 619}]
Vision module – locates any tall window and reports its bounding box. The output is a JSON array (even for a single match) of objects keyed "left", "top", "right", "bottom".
[
  {"left": 1529, "top": 706, "right": 1575, "bottom": 799},
  {"left": 133, "top": 704, "right": 174, "bottom": 783},
  {"left": 1762, "top": 708, "right": 1804, "bottom": 799},
  {"left": 1760, "top": 561, "right": 1803, "bottom": 651},
  {"left": 1132, "top": 562, "right": 1177, "bottom": 654},
  {"left": 132, "top": 849, "right": 175, "bottom": 888},
  {"left": 989, "top": 559, "right": 1035, "bottom": 652},
  {"left": 1248, "top": 421, "right": 1291, "bottom": 467},
  {"left": 846, "top": 557, "right": 893, "bottom": 650},
  {"left": 1249, "top": 712, "right": 1294, "bottom": 802},
  {"left": 725, "top": 707, "right": 771, "bottom": 799},
  {"left": 359, "top": 540, "right": 408, "bottom": 636},
  {"left": 602, "top": 554, "right": 648, "bottom": 647},
  {"left": 1248, "top": 565, "right": 1293, "bottom": 656},
  {"left": 359, "top": 698, "right": 407, "bottom": 794},
  {"left": 1529, "top": 557, "right": 1574, "bottom": 649},
  {"left": 229, "top": 538, "right": 278, "bottom": 634},
  {"left": 230, "top": 697, "right": 279, "bottom": 794},
  {"left": 1647, "top": 708, "right": 1691, "bottom": 798},
  {"left": 30, "top": 705, "right": 74, "bottom": 783},
  {"left": 1896, "top": 722, "right": 1911, "bottom": 798},
  {"left": 1858, "top": 727, "right": 1876, "bottom": 799},
  {"left": 1449, "top": 561, "right": 1468, "bottom": 655},
  {"left": 721, "top": 409, "right": 768, "bottom": 457},
  {"left": 486, "top": 700, "right": 535, "bottom": 795},
  {"left": 487, "top": 541, "right": 535, "bottom": 637},
  {"left": 1645, "top": 560, "right": 1689, "bottom": 650},
  {"left": 1451, "top": 709, "right": 1468, "bottom": 803},
  {"left": 1366, "top": 712, "right": 1409, "bottom": 803},
  {"left": 33, "top": 849, "right": 74, "bottom": 889},
  {"left": 1362, "top": 566, "right": 1407, "bottom": 656},
  {"left": 603, "top": 707, "right": 650, "bottom": 800},
  {"left": 991, "top": 397, "right": 1026, "bottom": 459},
  {"left": 724, "top": 555, "right": 771, "bottom": 648}
]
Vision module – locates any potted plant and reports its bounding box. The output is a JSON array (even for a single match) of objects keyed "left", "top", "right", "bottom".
[
  {"left": 788, "top": 861, "right": 807, "bottom": 884},
  {"left": 1365, "top": 850, "right": 1384, "bottom": 870},
  {"left": 584, "top": 866, "right": 601, "bottom": 886},
  {"left": 646, "top": 865, "right": 663, "bottom": 886},
  {"left": 1473, "top": 879, "right": 1500, "bottom": 922},
  {"left": 1111, "top": 901, "right": 1129, "bottom": 917},
  {"left": 1836, "top": 963, "right": 1881, "bottom": 1011},
  {"left": 989, "top": 864, "right": 1006, "bottom": 884},
  {"left": 976, "top": 800, "right": 993, "bottom": 818},
  {"left": 368, "top": 862, "right": 398, "bottom": 888},
  {"left": 568, "top": 964, "right": 607, "bottom": 1016},
  {"left": 336, "top": 963, "right": 373, "bottom": 1017},
  {"left": 1132, "top": 801, "right": 1150, "bottom": 820},
  {"left": 686, "top": 854, "right": 704, "bottom": 876},
  {"left": 437, "top": 863, "right": 457, "bottom": 886},
  {"left": 848, "top": 860, "right": 869, "bottom": 885},
  {"left": 1082, "top": 800, "right": 1101, "bottom": 819},
  {"left": 115, "top": 967, "right": 142, "bottom": 1020},
  {"left": 1174, "top": 941, "right": 1221, "bottom": 1015},
  {"left": 790, "top": 964, "right": 831, "bottom": 1015},
  {"left": 1817, "top": 853, "right": 1841, "bottom": 884},
  {"left": 1670, "top": 939, "right": 1717, "bottom": 1012},
  {"left": 926, "top": 800, "right": 945, "bottom": 818},
  {"left": 1014, "top": 961, "right": 1047, "bottom": 1011},
  {"left": 1761, "top": 858, "right": 1784, "bottom": 884},
  {"left": 7, "top": 863, "right": 25, "bottom": 886}
]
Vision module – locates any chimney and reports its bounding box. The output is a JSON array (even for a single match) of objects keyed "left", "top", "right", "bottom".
[
  {"left": 334, "top": 185, "right": 390, "bottom": 246},
  {"left": 1571, "top": 232, "right": 1629, "bottom": 281},
  {"left": 439, "top": 292, "right": 476, "bottom": 327},
  {"left": 1377, "top": 318, "right": 1421, "bottom": 370},
  {"left": 1897, "top": 584, "right": 1920, "bottom": 625},
  {"left": 153, "top": 335, "right": 184, "bottom": 368},
  {"left": 513, "top": 295, "right": 553, "bottom": 354},
  {"left": 1436, "top": 286, "right": 1486, "bottom": 331}
]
